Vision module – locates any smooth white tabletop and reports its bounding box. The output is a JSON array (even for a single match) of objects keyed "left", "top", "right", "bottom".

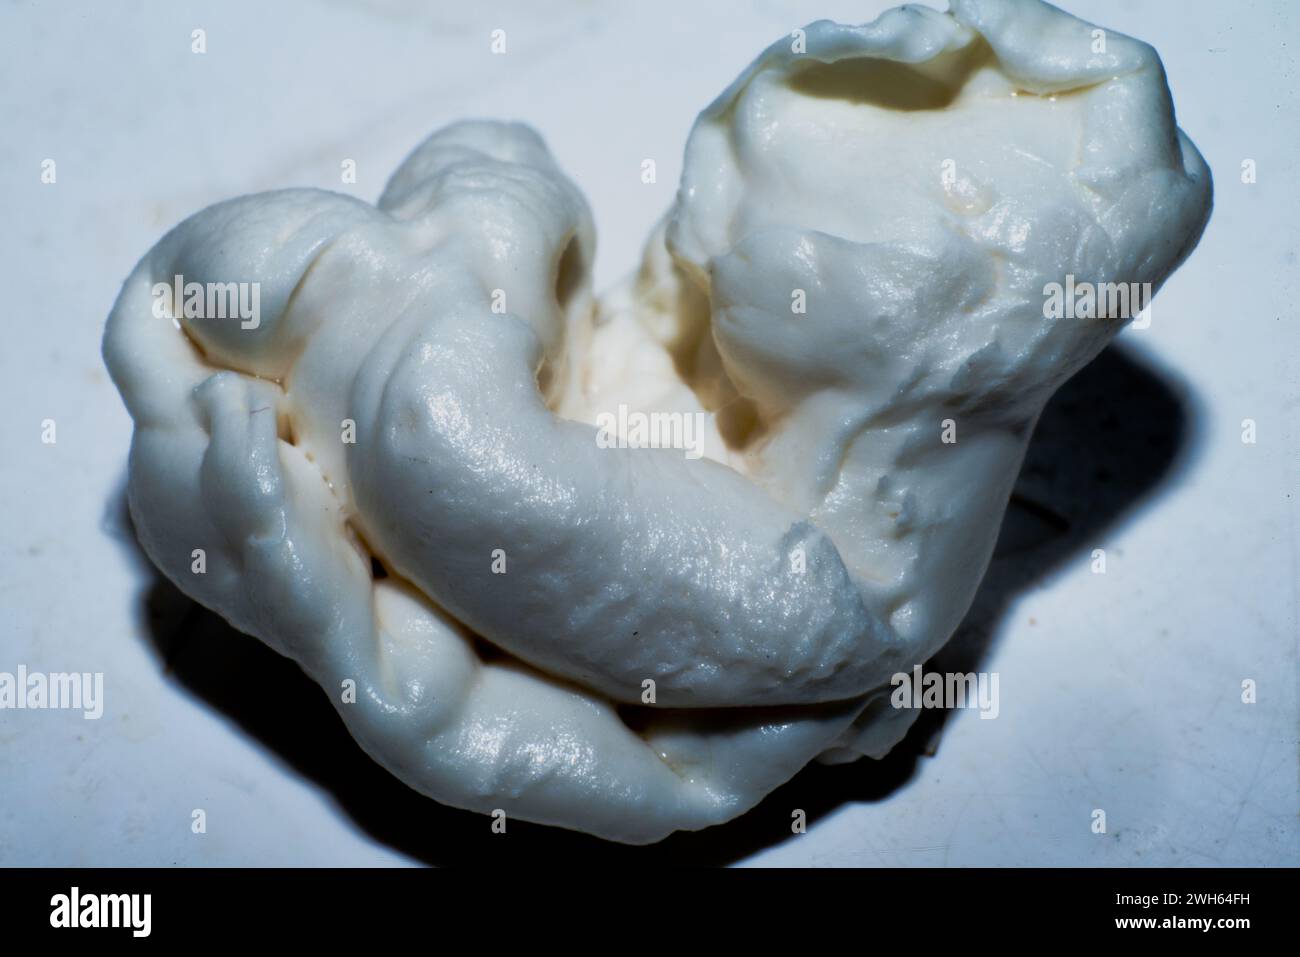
[{"left": 1, "top": 0, "right": 1296, "bottom": 866}]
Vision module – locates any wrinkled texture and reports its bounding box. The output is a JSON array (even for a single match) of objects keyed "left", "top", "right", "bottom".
[{"left": 104, "top": 0, "right": 1211, "bottom": 843}]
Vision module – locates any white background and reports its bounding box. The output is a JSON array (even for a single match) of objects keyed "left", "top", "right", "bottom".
[{"left": 1, "top": 0, "right": 1295, "bottom": 866}]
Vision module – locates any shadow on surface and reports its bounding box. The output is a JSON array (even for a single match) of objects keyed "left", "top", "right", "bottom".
[{"left": 111, "top": 342, "right": 1196, "bottom": 865}]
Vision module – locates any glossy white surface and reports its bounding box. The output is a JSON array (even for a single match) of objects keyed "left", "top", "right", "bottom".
[{"left": 1, "top": 0, "right": 1295, "bottom": 864}]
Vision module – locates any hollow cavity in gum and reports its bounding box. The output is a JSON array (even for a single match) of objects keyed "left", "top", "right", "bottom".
[{"left": 104, "top": 0, "right": 1211, "bottom": 844}]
